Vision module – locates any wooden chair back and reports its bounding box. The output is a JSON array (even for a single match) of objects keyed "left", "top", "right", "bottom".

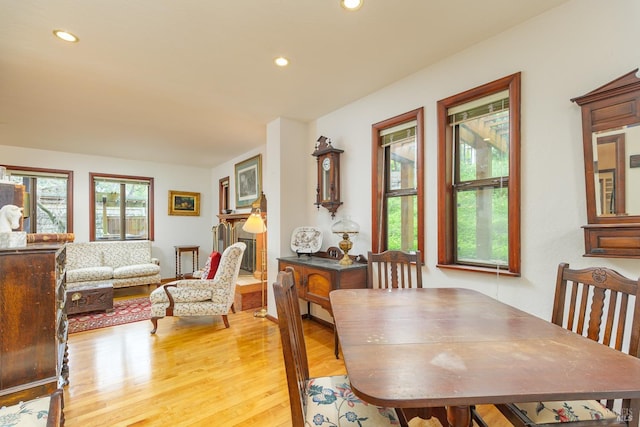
[
  {"left": 367, "top": 250, "right": 422, "bottom": 289},
  {"left": 273, "top": 266, "right": 309, "bottom": 427},
  {"left": 553, "top": 262, "right": 640, "bottom": 413},
  {"left": 553, "top": 262, "right": 640, "bottom": 357},
  {"left": 496, "top": 263, "right": 639, "bottom": 426}
]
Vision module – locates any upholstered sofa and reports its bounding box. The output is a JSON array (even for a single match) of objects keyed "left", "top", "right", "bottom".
[{"left": 65, "top": 240, "right": 161, "bottom": 289}]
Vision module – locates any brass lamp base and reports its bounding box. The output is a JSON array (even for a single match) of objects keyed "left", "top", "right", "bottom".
[
  {"left": 338, "top": 232, "right": 354, "bottom": 265},
  {"left": 339, "top": 254, "right": 353, "bottom": 265}
]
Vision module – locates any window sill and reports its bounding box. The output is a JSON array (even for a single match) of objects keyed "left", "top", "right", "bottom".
[{"left": 436, "top": 263, "right": 520, "bottom": 277}]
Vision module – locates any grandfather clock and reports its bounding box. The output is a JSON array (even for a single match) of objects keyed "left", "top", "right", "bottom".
[{"left": 312, "top": 136, "right": 343, "bottom": 218}]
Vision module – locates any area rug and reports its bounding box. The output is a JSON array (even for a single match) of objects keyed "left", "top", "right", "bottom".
[{"left": 68, "top": 297, "right": 151, "bottom": 334}]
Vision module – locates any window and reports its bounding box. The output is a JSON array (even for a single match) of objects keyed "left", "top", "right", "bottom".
[
  {"left": 4, "top": 166, "right": 73, "bottom": 233},
  {"left": 90, "top": 173, "right": 154, "bottom": 241},
  {"left": 372, "top": 108, "right": 424, "bottom": 256},
  {"left": 437, "top": 73, "right": 521, "bottom": 275}
]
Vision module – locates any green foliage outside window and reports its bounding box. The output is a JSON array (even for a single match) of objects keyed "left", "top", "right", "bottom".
[
  {"left": 386, "top": 195, "right": 418, "bottom": 251},
  {"left": 455, "top": 131, "right": 509, "bottom": 266}
]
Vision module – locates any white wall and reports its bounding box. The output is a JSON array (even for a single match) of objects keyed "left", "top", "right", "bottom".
[
  {"left": 2, "top": 0, "right": 639, "bottom": 320},
  {"left": 291, "top": 0, "right": 640, "bottom": 319},
  {"left": 0, "top": 145, "right": 214, "bottom": 279}
]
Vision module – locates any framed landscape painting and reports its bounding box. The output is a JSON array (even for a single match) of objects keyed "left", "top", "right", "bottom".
[
  {"left": 168, "top": 190, "right": 200, "bottom": 216},
  {"left": 234, "top": 154, "right": 261, "bottom": 208}
]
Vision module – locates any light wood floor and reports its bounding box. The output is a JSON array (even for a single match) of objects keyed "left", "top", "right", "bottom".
[{"left": 62, "top": 288, "right": 512, "bottom": 427}]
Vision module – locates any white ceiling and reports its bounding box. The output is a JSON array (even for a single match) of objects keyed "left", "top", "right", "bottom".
[{"left": 0, "top": 0, "right": 570, "bottom": 167}]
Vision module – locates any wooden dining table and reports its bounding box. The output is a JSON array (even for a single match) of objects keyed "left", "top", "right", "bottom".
[{"left": 330, "top": 287, "right": 640, "bottom": 427}]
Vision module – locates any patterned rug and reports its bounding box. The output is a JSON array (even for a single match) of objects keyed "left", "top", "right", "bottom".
[{"left": 68, "top": 297, "right": 151, "bottom": 334}]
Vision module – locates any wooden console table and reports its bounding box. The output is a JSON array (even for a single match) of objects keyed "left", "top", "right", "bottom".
[
  {"left": 278, "top": 254, "right": 367, "bottom": 357},
  {"left": 174, "top": 245, "right": 199, "bottom": 279}
]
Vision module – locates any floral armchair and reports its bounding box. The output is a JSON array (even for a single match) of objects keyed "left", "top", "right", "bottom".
[{"left": 149, "top": 242, "right": 246, "bottom": 334}]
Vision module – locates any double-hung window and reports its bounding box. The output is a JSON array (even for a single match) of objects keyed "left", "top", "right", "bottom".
[
  {"left": 372, "top": 108, "right": 424, "bottom": 255},
  {"left": 437, "top": 73, "right": 521, "bottom": 275},
  {"left": 90, "top": 173, "right": 154, "bottom": 241}
]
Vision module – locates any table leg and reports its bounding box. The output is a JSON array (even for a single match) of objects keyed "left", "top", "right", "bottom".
[
  {"left": 446, "top": 405, "right": 471, "bottom": 427},
  {"left": 192, "top": 249, "right": 197, "bottom": 273},
  {"left": 175, "top": 248, "right": 180, "bottom": 279}
]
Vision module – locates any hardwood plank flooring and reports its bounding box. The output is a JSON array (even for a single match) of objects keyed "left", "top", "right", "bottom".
[{"left": 62, "top": 289, "right": 512, "bottom": 426}]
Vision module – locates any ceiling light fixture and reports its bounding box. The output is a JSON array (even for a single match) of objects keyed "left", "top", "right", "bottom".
[
  {"left": 53, "top": 29, "right": 79, "bottom": 43},
  {"left": 274, "top": 56, "right": 289, "bottom": 67},
  {"left": 340, "top": 0, "right": 363, "bottom": 11}
]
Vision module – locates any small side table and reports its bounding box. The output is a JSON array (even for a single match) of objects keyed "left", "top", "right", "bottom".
[{"left": 174, "top": 245, "right": 199, "bottom": 279}]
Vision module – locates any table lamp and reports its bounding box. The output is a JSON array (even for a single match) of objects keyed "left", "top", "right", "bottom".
[
  {"left": 242, "top": 208, "right": 267, "bottom": 318},
  {"left": 331, "top": 216, "right": 359, "bottom": 265}
]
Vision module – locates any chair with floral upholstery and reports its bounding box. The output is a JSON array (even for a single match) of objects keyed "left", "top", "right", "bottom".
[
  {"left": 273, "top": 266, "right": 411, "bottom": 427},
  {"left": 496, "top": 262, "right": 640, "bottom": 427},
  {"left": 0, "top": 389, "right": 64, "bottom": 427},
  {"left": 149, "top": 242, "right": 246, "bottom": 334}
]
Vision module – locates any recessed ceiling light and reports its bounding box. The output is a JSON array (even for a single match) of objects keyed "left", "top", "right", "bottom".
[
  {"left": 53, "top": 29, "right": 79, "bottom": 43},
  {"left": 341, "top": 0, "right": 363, "bottom": 11},
  {"left": 274, "top": 56, "right": 289, "bottom": 67}
]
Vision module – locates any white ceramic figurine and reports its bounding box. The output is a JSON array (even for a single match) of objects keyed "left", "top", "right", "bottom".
[{"left": 0, "top": 204, "right": 23, "bottom": 233}]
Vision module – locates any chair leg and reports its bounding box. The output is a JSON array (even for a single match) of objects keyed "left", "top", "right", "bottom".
[
  {"left": 396, "top": 408, "right": 409, "bottom": 427},
  {"left": 471, "top": 405, "right": 489, "bottom": 427},
  {"left": 334, "top": 329, "right": 339, "bottom": 359},
  {"left": 231, "top": 303, "right": 236, "bottom": 314},
  {"left": 150, "top": 317, "right": 159, "bottom": 334},
  {"left": 222, "top": 314, "right": 230, "bottom": 328}
]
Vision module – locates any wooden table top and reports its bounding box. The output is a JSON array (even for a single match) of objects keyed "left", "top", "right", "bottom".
[{"left": 330, "top": 288, "right": 640, "bottom": 423}]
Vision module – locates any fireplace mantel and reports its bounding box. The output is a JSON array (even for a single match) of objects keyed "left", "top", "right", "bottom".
[{"left": 217, "top": 212, "right": 250, "bottom": 223}]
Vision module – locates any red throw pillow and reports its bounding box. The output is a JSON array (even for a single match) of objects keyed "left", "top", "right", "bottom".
[{"left": 201, "top": 251, "right": 221, "bottom": 280}]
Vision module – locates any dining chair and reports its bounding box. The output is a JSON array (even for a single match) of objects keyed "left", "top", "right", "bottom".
[
  {"left": 496, "top": 262, "right": 640, "bottom": 427},
  {"left": 0, "top": 388, "right": 64, "bottom": 426},
  {"left": 367, "top": 250, "right": 422, "bottom": 289},
  {"left": 273, "top": 266, "right": 410, "bottom": 427}
]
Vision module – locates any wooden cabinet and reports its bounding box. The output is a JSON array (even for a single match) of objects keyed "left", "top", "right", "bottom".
[
  {"left": 0, "top": 243, "right": 69, "bottom": 406},
  {"left": 278, "top": 255, "right": 367, "bottom": 317}
]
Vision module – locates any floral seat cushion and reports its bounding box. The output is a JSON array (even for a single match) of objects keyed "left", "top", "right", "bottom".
[
  {"left": 0, "top": 395, "right": 52, "bottom": 427},
  {"left": 515, "top": 400, "right": 619, "bottom": 423},
  {"left": 113, "top": 263, "right": 160, "bottom": 279},
  {"left": 66, "top": 266, "right": 112, "bottom": 283},
  {"left": 304, "top": 375, "right": 402, "bottom": 426}
]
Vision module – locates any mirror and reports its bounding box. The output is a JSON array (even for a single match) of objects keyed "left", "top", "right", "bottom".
[
  {"left": 593, "top": 127, "right": 640, "bottom": 216},
  {"left": 572, "top": 69, "right": 640, "bottom": 258}
]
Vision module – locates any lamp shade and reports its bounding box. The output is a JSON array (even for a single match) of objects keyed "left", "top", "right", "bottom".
[
  {"left": 242, "top": 209, "right": 267, "bottom": 234},
  {"left": 331, "top": 216, "right": 359, "bottom": 235}
]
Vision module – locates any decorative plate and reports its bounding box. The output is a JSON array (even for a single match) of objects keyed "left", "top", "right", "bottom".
[{"left": 290, "top": 226, "right": 322, "bottom": 254}]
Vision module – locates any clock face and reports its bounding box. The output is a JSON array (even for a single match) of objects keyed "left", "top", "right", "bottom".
[{"left": 322, "top": 157, "right": 331, "bottom": 171}]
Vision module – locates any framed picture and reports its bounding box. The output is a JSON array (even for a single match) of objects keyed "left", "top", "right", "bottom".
[
  {"left": 168, "top": 190, "right": 200, "bottom": 216},
  {"left": 234, "top": 154, "right": 262, "bottom": 208}
]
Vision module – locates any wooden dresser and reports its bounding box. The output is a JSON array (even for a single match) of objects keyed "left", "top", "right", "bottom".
[{"left": 0, "top": 243, "right": 69, "bottom": 406}]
